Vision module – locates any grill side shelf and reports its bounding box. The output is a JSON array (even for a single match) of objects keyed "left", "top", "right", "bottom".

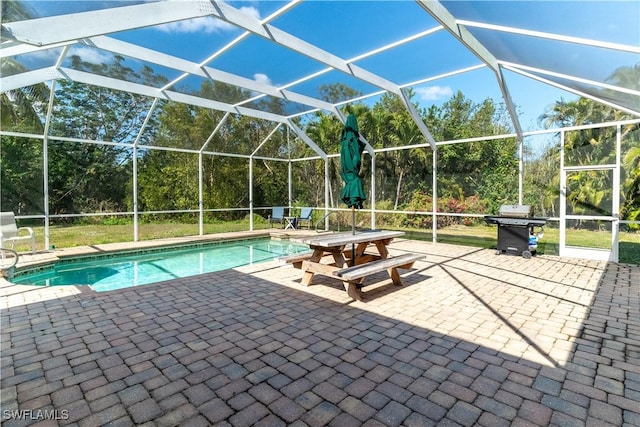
[{"left": 484, "top": 216, "right": 547, "bottom": 226}]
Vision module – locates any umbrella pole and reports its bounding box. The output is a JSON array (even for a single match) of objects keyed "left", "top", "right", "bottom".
[{"left": 351, "top": 206, "right": 356, "bottom": 266}]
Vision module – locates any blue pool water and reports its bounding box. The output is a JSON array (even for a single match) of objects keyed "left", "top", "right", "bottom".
[{"left": 12, "top": 238, "right": 310, "bottom": 292}]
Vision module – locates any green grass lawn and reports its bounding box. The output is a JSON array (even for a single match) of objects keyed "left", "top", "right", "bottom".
[
  {"left": 13, "top": 220, "right": 272, "bottom": 249},
  {"left": 8, "top": 220, "right": 640, "bottom": 265},
  {"left": 404, "top": 224, "right": 640, "bottom": 265}
]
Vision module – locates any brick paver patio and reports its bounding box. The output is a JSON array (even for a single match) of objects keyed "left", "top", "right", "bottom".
[{"left": 1, "top": 238, "right": 639, "bottom": 426}]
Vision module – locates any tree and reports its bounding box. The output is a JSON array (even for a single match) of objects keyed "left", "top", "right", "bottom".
[
  {"left": 0, "top": 0, "right": 49, "bottom": 215},
  {"left": 137, "top": 93, "right": 220, "bottom": 215},
  {"left": 523, "top": 141, "right": 560, "bottom": 217},
  {"left": 536, "top": 64, "right": 640, "bottom": 227},
  {"left": 46, "top": 56, "right": 165, "bottom": 216},
  {"left": 605, "top": 63, "right": 640, "bottom": 114},
  {"left": 0, "top": 137, "right": 44, "bottom": 214},
  {"left": 622, "top": 144, "right": 640, "bottom": 229},
  {"left": 296, "top": 112, "right": 339, "bottom": 207},
  {"left": 318, "top": 83, "right": 361, "bottom": 105},
  {"left": 135, "top": 80, "right": 293, "bottom": 219},
  {"left": 367, "top": 93, "right": 416, "bottom": 205},
  {"left": 387, "top": 106, "right": 426, "bottom": 209},
  {"left": 426, "top": 92, "right": 518, "bottom": 210},
  {"left": 1, "top": 0, "right": 48, "bottom": 131}
]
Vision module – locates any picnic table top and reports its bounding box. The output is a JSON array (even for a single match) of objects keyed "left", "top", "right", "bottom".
[{"left": 301, "top": 230, "right": 404, "bottom": 248}]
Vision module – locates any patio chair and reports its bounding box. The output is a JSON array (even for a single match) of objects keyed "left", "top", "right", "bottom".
[
  {"left": 268, "top": 206, "right": 286, "bottom": 228},
  {"left": 0, "top": 212, "right": 35, "bottom": 254},
  {"left": 298, "top": 207, "right": 313, "bottom": 229}
]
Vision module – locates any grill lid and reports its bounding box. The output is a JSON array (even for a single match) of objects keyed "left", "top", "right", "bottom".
[{"left": 498, "top": 204, "right": 533, "bottom": 218}]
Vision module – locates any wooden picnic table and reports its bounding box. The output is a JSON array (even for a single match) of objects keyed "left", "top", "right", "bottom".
[{"left": 282, "top": 230, "right": 423, "bottom": 300}]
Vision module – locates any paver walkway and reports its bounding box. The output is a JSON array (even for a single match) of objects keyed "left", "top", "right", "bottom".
[{"left": 1, "top": 239, "right": 639, "bottom": 426}]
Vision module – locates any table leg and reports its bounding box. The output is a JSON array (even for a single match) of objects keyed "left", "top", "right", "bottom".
[
  {"left": 332, "top": 252, "right": 347, "bottom": 268},
  {"left": 388, "top": 268, "right": 402, "bottom": 286},
  {"left": 301, "top": 249, "right": 322, "bottom": 286},
  {"left": 374, "top": 240, "right": 404, "bottom": 286},
  {"left": 374, "top": 240, "right": 390, "bottom": 259},
  {"left": 343, "top": 281, "right": 362, "bottom": 301},
  {"left": 301, "top": 270, "right": 314, "bottom": 286},
  {"left": 344, "top": 242, "right": 376, "bottom": 265}
]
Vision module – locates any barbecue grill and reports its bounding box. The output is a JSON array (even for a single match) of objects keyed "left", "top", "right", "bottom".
[{"left": 484, "top": 205, "right": 547, "bottom": 259}]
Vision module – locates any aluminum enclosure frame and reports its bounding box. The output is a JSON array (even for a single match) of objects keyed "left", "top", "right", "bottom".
[{"left": 1, "top": 0, "right": 638, "bottom": 253}]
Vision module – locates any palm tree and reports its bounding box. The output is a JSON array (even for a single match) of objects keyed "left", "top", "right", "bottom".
[
  {"left": 305, "top": 111, "right": 342, "bottom": 207},
  {"left": 1, "top": 1, "right": 49, "bottom": 132},
  {"left": 388, "top": 112, "right": 425, "bottom": 209},
  {"left": 622, "top": 144, "right": 640, "bottom": 228},
  {"left": 538, "top": 64, "right": 640, "bottom": 227},
  {"left": 605, "top": 63, "right": 640, "bottom": 114}
]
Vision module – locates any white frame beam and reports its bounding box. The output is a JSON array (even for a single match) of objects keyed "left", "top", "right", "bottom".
[{"left": 1, "top": 0, "right": 637, "bottom": 250}]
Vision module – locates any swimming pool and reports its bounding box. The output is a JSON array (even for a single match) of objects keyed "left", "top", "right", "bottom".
[{"left": 11, "top": 238, "right": 310, "bottom": 292}]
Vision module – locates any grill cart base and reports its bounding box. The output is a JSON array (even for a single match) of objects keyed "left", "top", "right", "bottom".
[
  {"left": 495, "top": 222, "right": 542, "bottom": 258},
  {"left": 485, "top": 205, "right": 547, "bottom": 259}
]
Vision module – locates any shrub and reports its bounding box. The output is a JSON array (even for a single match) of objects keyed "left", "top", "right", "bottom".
[{"left": 402, "top": 192, "right": 487, "bottom": 228}]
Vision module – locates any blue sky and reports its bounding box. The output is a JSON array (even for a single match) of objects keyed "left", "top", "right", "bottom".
[{"left": 16, "top": 0, "right": 640, "bottom": 133}]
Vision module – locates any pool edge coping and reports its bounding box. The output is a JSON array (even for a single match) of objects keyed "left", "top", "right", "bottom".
[{"left": 9, "top": 230, "right": 316, "bottom": 275}]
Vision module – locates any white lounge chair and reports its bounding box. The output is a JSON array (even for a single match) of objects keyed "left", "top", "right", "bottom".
[{"left": 0, "top": 212, "right": 35, "bottom": 254}]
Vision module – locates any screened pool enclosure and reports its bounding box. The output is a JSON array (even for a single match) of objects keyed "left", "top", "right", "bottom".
[{"left": 1, "top": 0, "right": 639, "bottom": 262}]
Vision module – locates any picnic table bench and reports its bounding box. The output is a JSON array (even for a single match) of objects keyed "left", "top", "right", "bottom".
[
  {"left": 333, "top": 252, "right": 424, "bottom": 300},
  {"left": 278, "top": 252, "right": 314, "bottom": 269}
]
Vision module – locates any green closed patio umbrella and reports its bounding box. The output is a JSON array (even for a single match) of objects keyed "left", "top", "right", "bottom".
[
  {"left": 340, "top": 113, "right": 366, "bottom": 211},
  {"left": 339, "top": 113, "right": 366, "bottom": 265}
]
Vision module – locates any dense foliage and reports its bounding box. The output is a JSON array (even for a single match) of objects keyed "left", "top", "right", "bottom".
[{"left": 536, "top": 93, "right": 640, "bottom": 229}]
